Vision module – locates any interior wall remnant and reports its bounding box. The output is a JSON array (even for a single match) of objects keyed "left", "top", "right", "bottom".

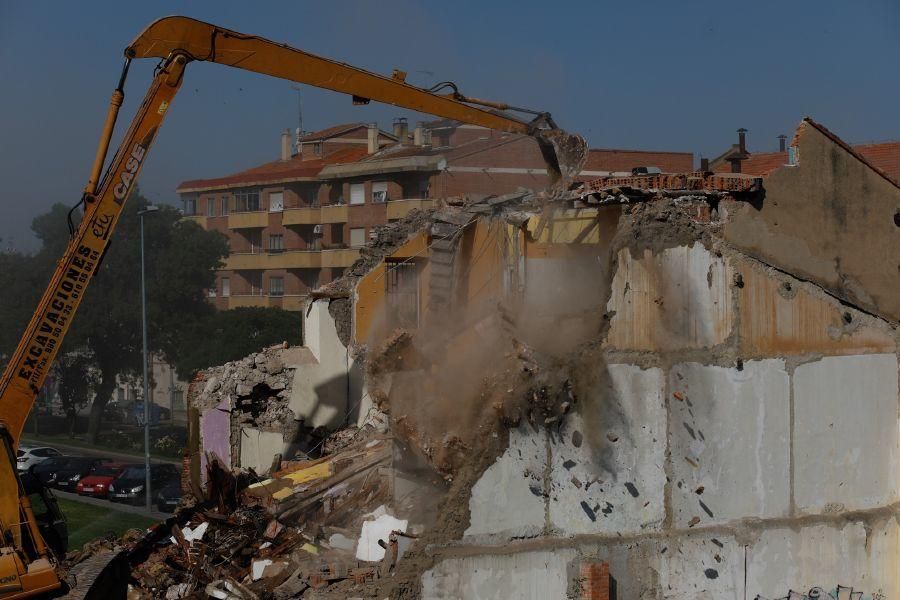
[
  {"left": 722, "top": 117, "right": 900, "bottom": 323},
  {"left": 290, "top": 298, "right": 365, "bottom": 430},
  {"left": 199, "top": 399, "right": 231, "bottom": 482},
  {"left": 239, "top": 427, "right": 287, "bottom": 474}
]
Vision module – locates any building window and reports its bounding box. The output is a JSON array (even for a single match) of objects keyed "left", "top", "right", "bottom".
[
  {"left": 269, "top": 191, "right": 284, "bottom": 213},
  {"left": 372, "top": 181, "right": 389, "bottom": 203},
  {"left": 221, "top": 196, "right": 229, "bottom": 216},
  {"left": 268, "top": 234, "right": 284, "bottom": 253},
  {"left": 247, "top": 230, "right": 262, "bottom": 254},
  {"left": 298, "top": 269, "right": 320, "bottom": 290},
  {"left": 247, "top": 272, "right": 263, "bottom": 296},
  {"left": 221, "top": 277, "right": 230, "bottom": 297},
  {"left": 350, "top": 183, "right": 365, "bottom": 205},
  {"left": 235, "top": 189, "right": 260, "bottom": 211},
  {"left": 183, "top": 196, "right": 197, "bottom": 215},
  {"left": 206, "top": 197, "right": 216, "bottom": 217},
  {"left": 350, "top": 227, "right": 366, "bottom": 248},
  {"left": 331, "top": 224, "right": 344, "bottom": 246},
  {"left": 172, "top": 390, "right": 184, "bottom": 410},
  {"left": 313, "top": 143, "right": 322, "bottom": 156},
  {"left": 269, "top": 276, "right": 284, "bottom": 297},
  {"left": 207, "top": 286, "right": 217, "bottom": 298}
]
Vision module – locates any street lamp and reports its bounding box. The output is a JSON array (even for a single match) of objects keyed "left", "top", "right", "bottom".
[{"left": 138, "top": 204, "right": 159, "bottom": 512}]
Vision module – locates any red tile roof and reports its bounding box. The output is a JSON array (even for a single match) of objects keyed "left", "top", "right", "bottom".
[
  {"left": 176, "top": 147, "right": 369, "bottom": 192},
  {"left": 712, "top": 122, "right": 900, "bottom": 188},
  {"left": 297, "top": 123, "right": 366, "bottom": 143},
  {"left": 712, "top": 151, "right": 788, "bottom": 177},
  {"left": 853, "top": 141, "right": 900, "bottom": 184}
]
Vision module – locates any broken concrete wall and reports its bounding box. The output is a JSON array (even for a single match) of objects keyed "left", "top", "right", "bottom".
[
  {"left": 190, "top": 344, "right": 306, "bottom": 474},
  {"left": 723, "top": 117, "right": 900, "bottom": 323},
  {"left": 428, "top": 232, "right": 898, "bottom": 599}
]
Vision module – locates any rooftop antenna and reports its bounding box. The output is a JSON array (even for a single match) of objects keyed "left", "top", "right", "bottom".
[{"left": 290, "top": 84, "right": 304, "bottom": 139}]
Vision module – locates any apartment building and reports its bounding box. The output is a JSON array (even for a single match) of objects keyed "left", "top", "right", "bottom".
[{"left": 179, "top": 118, "right": 693, "bottom": 311}]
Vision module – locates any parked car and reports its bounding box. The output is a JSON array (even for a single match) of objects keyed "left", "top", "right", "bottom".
[
  {"left": 53, "top": 457, "right": 110, "bottom": 492},
  {"left": 108, "top": 463, "right": 179, "bottom": 505},
  {"left": 76, "top": 462, "right": 129, "bottom": 499},
  {"left": 156, "top": 479, "right": 183, "bottom": 513},
  {"left": 30, "top": 455, "right": 73, "bottom": 486},
  {"left": 16, "top": 446, "right": 62, "bottom": 472}
]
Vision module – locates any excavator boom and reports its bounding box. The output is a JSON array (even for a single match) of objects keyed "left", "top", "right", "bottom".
[
  {"left": 126, "top": 16, "right": 585, "bottom": 183},
  {"left": 0, "top": 15, "right": 584, "bottom": 599}
]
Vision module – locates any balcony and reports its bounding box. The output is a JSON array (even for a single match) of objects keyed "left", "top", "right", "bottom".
[
  {"left": 320, "top": 205, "right": 349, "bottom": 223},
  {"left": 227, "top": 294, "right": 308, "bottom": 311},
  {"left": 282, "top": 207, "right": 322, "bottom": 226},
  {"left": 227, "top": 295, "right": 270, "bottom": 309},
  {"left": 228, "top": 211, "right": 268, "bottom": 229},
  {"left": 387, "top": 199, "right": 433, "bottom": 220},
  {"left": 182, "top": 215, "right": 207, "bottom": 227},
  {"left": 320, "top": 248, "right": 360, "bottom": 268},
  {"left": 224, "top": 250, "right": 324, "bottom": 270}
]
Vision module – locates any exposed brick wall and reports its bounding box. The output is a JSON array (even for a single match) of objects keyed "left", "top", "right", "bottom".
[{"left": 579, "top": 562, "right": 612, "bottom": 600}]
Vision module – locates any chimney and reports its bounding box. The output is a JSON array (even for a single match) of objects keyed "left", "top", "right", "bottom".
[
  {"left": 700, "top": 157, "right": 709, "bottom": 172},
  {"left": 393, "top": 117, "right": 408, "bottom": 142},
  {"left": 281, "top": 129, "right": 292, "bottom": 161},
  {"left": 367, "top": 123, "right": 379, "bottom": 154},
  {"left": 778, "top": 134, "right": 787, "bottom": 153},
  {"left": 737, "top": 128, "right": 748, "bottom": 155},
  {"left": 413, "top": 121, "right": 425, "bottom": 146}
]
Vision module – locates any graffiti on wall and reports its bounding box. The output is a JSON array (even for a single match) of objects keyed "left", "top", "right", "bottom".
[{"left": 756, "top": 586, "right": 884, "bottom": 600}]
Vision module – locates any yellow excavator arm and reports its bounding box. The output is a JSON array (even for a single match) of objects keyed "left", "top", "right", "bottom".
[{"left": 0, "top": 15, "right": 584, "bottom": 598}]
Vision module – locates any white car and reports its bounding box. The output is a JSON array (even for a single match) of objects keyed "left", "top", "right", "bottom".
[{"left": 16, "top": 446, "right": 62, "bottom": 472}]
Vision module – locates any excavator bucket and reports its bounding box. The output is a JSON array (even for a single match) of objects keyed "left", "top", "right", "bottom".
[{"left": 534, "top": 129, "right": 589, "bottom": 192}]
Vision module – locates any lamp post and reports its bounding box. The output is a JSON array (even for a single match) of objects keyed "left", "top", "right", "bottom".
[{"left": 138, "top": 204, "right": 159, "bottom": 512}]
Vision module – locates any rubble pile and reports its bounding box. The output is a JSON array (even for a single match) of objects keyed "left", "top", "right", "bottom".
[
  {"left": 195, "top": 343, "right": 298, "bottom": 445},
  {"left": 107, "top": 436, "right": 413, "bottom": 599}
]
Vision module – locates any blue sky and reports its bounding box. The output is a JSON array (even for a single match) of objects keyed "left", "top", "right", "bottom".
[{"left": 1, "top": 0, "right": 898, "bottom": 250}]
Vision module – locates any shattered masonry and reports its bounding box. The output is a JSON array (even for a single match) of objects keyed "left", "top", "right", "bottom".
[{"left": 76, "top": 117, "right": 899, "bottom": 599}]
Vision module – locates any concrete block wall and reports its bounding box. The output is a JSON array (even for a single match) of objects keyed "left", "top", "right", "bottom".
[{"left": 423, "top": 243, "right": 899, "bottom": 599}]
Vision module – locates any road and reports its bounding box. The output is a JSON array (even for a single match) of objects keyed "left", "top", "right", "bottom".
[
  {"left": 54, "top": 488, "right": 171, "bottom": 521},
  {"left": 21, "top": 437, "right": 180, "bottom": 466}
]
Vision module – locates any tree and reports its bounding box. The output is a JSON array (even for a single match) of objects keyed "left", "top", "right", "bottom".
[
  {"left": 0, "top": 251, "right": 45, "bottom": 367},
  {"left": 56, "top": 352, "right": 99, "bottom": 436},
  {"left": 0, "top": 190, "right": 229, "bottom": 443},
  {"left": 171, "top": 307, "right": 302, "bottom": 378}
]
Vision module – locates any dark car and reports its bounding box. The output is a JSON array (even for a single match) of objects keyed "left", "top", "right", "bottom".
[
  {"left": 53, "top": 457, "right": 109, "bottom": 492},
  {"left": 30, "top": 456, "right": 74, "bottom": 487},
  {"left": 108, "top": 463, "right": 179, "bottom": 505},
  {"left": 156, "top": 479, "right": 183, "bottom": 513}
]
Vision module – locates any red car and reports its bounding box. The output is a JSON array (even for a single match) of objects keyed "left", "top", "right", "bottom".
[{"left": 76, "top": 462, "right": 130, "bottom": 498}]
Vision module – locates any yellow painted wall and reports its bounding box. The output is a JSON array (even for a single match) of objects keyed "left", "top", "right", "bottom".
[
  {"left": 354, "top": 232, "right": 429, "bottom": 344},
  {"left": 353, "top": 210, "right": 607, "bottom": 347}
]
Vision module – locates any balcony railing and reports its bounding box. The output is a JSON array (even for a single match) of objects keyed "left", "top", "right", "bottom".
[
  {"left": 282, "top": 207, "right": 322, "bottom": 225},
  {"left": 182, "top": 215, "right": 208, "bottom": 226},
  {"left": 228, "top": 211, "right": 269, "bottom": 229},
  {"left": 386, "top": 198, "right": 433, "bottom": 220},
  {"left": 223, "top": 248, "right": 360, "bottom": 270},
  {"left": 226, "top": 294, "right": 309, "bottom": 311}
]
